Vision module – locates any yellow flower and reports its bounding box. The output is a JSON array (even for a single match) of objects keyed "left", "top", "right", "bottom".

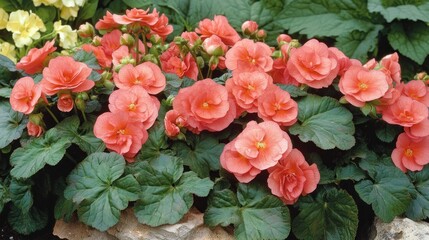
[
  {"left": 6, "top": 10, "right": 46, "bottom": 48},
  {"left": 32, "top": 0, "right": 57, "bottom": 7},
  {"left": 54, "top": 21, "right": 77, "bottom": 49},
  {"left": 0, "top": 42, "right": 17, "bottom": 63},
  {"left": 53, "top": 0, "right": 85, "bottom": 20},
  {"left": 0, "top": 8, "right": 8, "bottom": 30}
]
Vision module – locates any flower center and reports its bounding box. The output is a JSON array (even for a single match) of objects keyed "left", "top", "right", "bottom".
[
  {"left": 358, "top": 82, "right": 368, "bottom": 90},
  {"left": 404, "top": 148, "right": 413, "bottom": 157},
  {"left": 117, "top": 129, "right": 126, "bottom": 135},
  {"left": 399, "top": 111, "right": 413, "bottom": 121},
  {"left": 247, "top": 84, "right": 255, "bottom": 91},
  {"left": 255, "top": 141, "right": 266, "bottom": 149},
  {"left": 202, "top": 102, "right": 209, "bottom": 108},
  {"left": 128, "top": 103, "right": 136, "bottom": 110}
]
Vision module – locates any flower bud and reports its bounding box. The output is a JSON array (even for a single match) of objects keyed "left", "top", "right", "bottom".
[
  {"left": 165, "top": 95, "right": 175, "bottom": 106},
  {"left": 120, "top": 33, "right": 135, "bottom": 47},
  {"left": 92, "top": 36, "right": 102, "bottom": 46},
  {"left": 76, "top": 92, "right": 89, "bottom": 101},
  {"left": 277, "top": 34, "right": 292, "bottom": 45},
  {"left": 197, "top": 56, "right": 205, "bottom": 69},
  {"left": 241, "top": 20, "right": 259, "bottom": 35},
  {"left": 75, "top": 97, "right": 86, "bottom": 112},
  {"left": 271, "top": 50, "right": 282, "bottom": 59},
  {"left": 256, "top": 29, "right": 266, "bottom": 40},
  {"left": 203, "top": 35, "right": 227, "bottom": 56},
  {"left": 142, "top": 54, "right": 159, "bottom": 65},
  {"left": 150, "top": 34, "right": 162, "bottom": 45},
  {"left": 174, "top": 36, "right": 188, "bottom": 46},
  {"left": 209, "top": 56, "right": 219, "bottom": 70},
  {"left": 29, "top": 113, "right": 44, "bottom": 126},
  {"left": 415, "top": 72, "right": 428, "bottom": 81},
  {"left": 103, "top": 79, "right": 115, "bottom": 90},
  {"left": 77, "top": 22, "right": 95, "bottom": 39}
]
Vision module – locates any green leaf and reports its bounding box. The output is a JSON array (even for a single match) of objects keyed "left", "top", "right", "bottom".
[
  {"left": 335, "top": 164, "right": 367, "bottom": 181},
  {"left": 0, "top": 181, "right": 10, "bottom": 213},
  {"left": 54, "top": 179, "right": 77, "bottom": 222},
  {"left": 289, "top": 94, "right": 356, "bottom": 150},
  {"left": 292, "top": 188, "right": 359, "bottom": 240},
  {"left": 73, "top": 50, "right": 101, "bottom": 70},
  {"left": 406, "top": 165, "right": 429, "bottom": 220},
  {"left": 375, "top": 121, "right": 402, "bottom": 143},
  {"left": 173, "top": 133, "right": 224, "bottom": 178},
  {"left": 122, "top": 0, "right": 151, "bottom": 8},
  {"left": 355, "top": 157, "right": 413, "bottom": 222},
  {"left": 56, "top": 116, "right": 105, "bottom": 154},
  {"left": 387, "top": 21, "right": 429, "bottom": 64},
  {"left": 0, "top": 0, "right": 19, "bottom": 11},
  {"left": 277, "top": 84, "right": 308, "bottom": 97},
  {"left": 138, "top": 123, "right": 168, "bottom": 160},
  {"left": 9, "top": 179, "right": 33, "bottom": 213},
  {"left": 336, "top": 25, "right": 383, "bottom": 62},
  {"left": 132, "top": 155, "right": 214, "bottom": 227},
  {"left": 10, "top": 128, "right": 72, "bottom": 179},
  {"left": 280, "top": 0, "right": 373, "bottom": 37},
  {"left": 0, "top": 54, "right": 18, "bottom": 72},
  {"left": 0, "top": 102, "right": 28, "bottom": 148},
  {"left": 0, "top": 88, "right": 12, "bottom": 98},
  {"left": 64, "top": 152, "right": 139, "bottom": 231},
  {"left": 77, "top": 0, "right": 98, "bottom": 21},
  {"left": 205, "top": 183, "right": 291, "bottom": 240},
  {"left": 8, "top": 206, "right": 48, "bottom": 235},
  {"left": 368, "top": 0, "right": 429, "bottom": 22}
]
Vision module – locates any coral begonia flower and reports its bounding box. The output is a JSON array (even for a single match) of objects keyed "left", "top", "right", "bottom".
[
  {"left": 16, "top": 39, "right": 56, "bottom": 74},
  {"left": 404, "top": 118, "right": 429, "bottom": 139},
  {"left": 57, "top": 93, "right": 74, "bottom": 112},
  {"left": 287, "top": 39, "right": 339, "bottom": 89},
  {"left": 94, "top": 112, "right": 148, "bottom": 162},
  {"left": 81, "top": 44, "right": 112, "bottom": 69},
  {"left": 391, "top": 133, "right": 429, "bottom": 172},
  {"left": 40, "top": 56, "right": 94, "bottom": 95},
  {"left": 149, "top": 11, "right": 173, "bottom": 40},
  {"left": 267, "top": 148, "right": 320, "bottom": 204},
  {"left": 10, "top": 77, "right": 42, "bottom": 114},
  {"left": 164, "top": 110, "right": 187, "bottom": 138},
  {"left": 173, "top": 78, "right": 236, "bottom": 132},
  {"left": 95, "top": 11, "right": 120, "bottom": 31},
  {"left": 258, "top": 84, "right": 298, "bottom": 127},
  {"left": 101, "top": 29, "right": 121, "bottom": 60},
  {"left": 113, "top": 8, "right": 158, "bottom": 26},
  {"left": 195, "top": 15, "right": 240, "bottom": 46},
  {"left": 339, "top": 65, "right": 389, "bottom": 107},
  {"left": 225, "top": 71, "right": 273, "bottom": 113},
  {"left": 108, "top": 85, "right": 159, "bottom": 129},
  {"left": 402, "top": 80, "right": 429, "bottom": 107},
  {"left": 380, "top": 52, "right": 401, "bottom": 85},
  {"left": 382, "top": 96, "right": 428, "bottom": 127},
  {"left": 114, "top": 62, "right": 166, "bottom": 94},
  {"left": 220, "top": 140, "right": 261, "bottom": 183},
  {"left": 225, "top": 39, "right": 273, "bottom": 73},
  {"left": 27, "top": 121, "right": 43, "bottom": 137},
  {"left": 160, "top": 43, "right": 198, "bottom": 80},
  {"left": 234, "top": 121, "right": 290, "bottom": 170}
]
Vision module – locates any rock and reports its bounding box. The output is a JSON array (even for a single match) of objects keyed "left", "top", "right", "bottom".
[
  {"left": 53, "top": 207, "right": 234, "bottom": 240},
  {"left": 370, "top": 217, "right": 429, "bottom": 240}
]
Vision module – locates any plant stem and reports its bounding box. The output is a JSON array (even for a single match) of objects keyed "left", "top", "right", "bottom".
[
  {"left": 44, "top": 106, "right": 59, "bottom": 124},
  {"left": 80, "top": 109, "right": 87, "bottom": 122},
  {"left": 207, "top": 67, "right": 213, "bottom": 79}
]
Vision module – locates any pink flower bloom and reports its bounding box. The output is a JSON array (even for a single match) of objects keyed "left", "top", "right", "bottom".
[
  {"left": 101, "top": 29, "right": 122, "bottom": 60},
  {"left": 269, "top": 44, "right": 299, "bottom": 86},
  {"left": 95, "top": 11, "right": 120, "bottom": 31},
  {"left": 160, "top": 43, "right": 198, "bottom": 80},
  {"left": 149, "top": 11, "right": 173, "bottom": 40},
  {"left": 114, "top": 62, "right": 166, "bottom": 94},
  {"left": 40, "top": 56, "right": 94, "bottom": 95},
  {"left": 258, "top": 85, "right": 298, "bottom": 127},
  {"left": 94, "top": 112, "right": 148, "bottom": 162},
  {"left": 220, "top": 139, "right": 261, "bottom": 183},
  {"left": 404, "top": 118, "right": 429, "bottom": 139},
  {"left": 16, "top": 39, "right": 56, "bottom": 74},
  {"left": 382, "top": 96, "right": 428, "bottom": 127},
  {"left": 164, "top": 110, "right": 187, "bottom": 138},
  {"left": 10, "top": 77, "right": 42, "bottom": 114},
  {"left": 391, "top": 133, "right": 429, "bottom": 172},
  {"left": 287, "top": 39, "right": 339, "bottom": 89},
  {"left": 339, "top": 65, "right": 389, "bottom": 107},
  {"left": 234, "top": 121, "right": 290, "bottom": 170},
  {"left": 329, "top": 47, "right": 352, "bottom": 76},
  {"left": 277, "top": 34, "right": 292, "bottom": 44},
  {"left": 113, "top": 8, "right": 158, "bottom": 27},
  {"left": 225, "top": 71, "right": 273, "bottom": 113},
  {"left": 225, "top": 39, "right": 273, "bottom": 73},
  {"left": 380, "top": 52, "right": 401, "bottom": 85},
  {"left": 81, "top": 44, "right": 112, "bottom": 69},
  {"left": 241, "top": 20, "right": 258, "bottom": 35},
  {"left": 27, "top": 121, "right": 43, "bottom": 137},
  {"left": 173, "top": 78, "right": 236, "bottom": 132},
  {"left": 195, "top": 15, "right": 240, "bottom": 46},
  {"left": 108, "top": 85, "right": 159, "bottom": 129},
  {"left": 402, "top": 80, "right": 429, "bottom": 107},
  {"left": 57, "top": 93, "right": 74, "bottom": 112},
  {"left": 202, "top": 35, "right": 227, "bottom": 56},
  {"left": 181, "top": 31, "right": 199, "bottom": 47},
  {"left": 267, "top": 148, "right": 320, "bottom": 204}
]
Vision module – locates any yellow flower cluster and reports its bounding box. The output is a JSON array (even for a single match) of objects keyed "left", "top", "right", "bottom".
[
  {"left": 54, "top": 21, "right": 77, "bottom": 49},
  {"left": 0, "top": 8, "right": 8, "bottom": 29},
  {"left": 32, "top": 0, "right": 86, "bottom": 20},
  {"left": 6, "top": 10, "right": 46, "bottom": 48},
  {"left": 0, "top": 42, "right": 17, "bottom": 63}
]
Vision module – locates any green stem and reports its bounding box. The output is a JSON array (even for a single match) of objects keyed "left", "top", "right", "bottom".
[
  {"left": 207, "top": 67, "right": 213, "bottom": 79},
  {"left": 44, "top": 106, "right": 59, "bottom": 124},
  {"left": 141, "top": 32, "right": 149, "bottom": 57},
  {"left": 184, "top": 44, "right": 203, "bottom": 80},
  {"left": 80, "top": 109, "right": 87, "bottom": 122}
]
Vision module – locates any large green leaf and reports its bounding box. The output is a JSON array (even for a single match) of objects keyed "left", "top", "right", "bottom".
[
  {"left": 173, "top": 133, "right": 224, "bottom": 178},
  {"left": 355, "top": 157, "right": 414, "bottom": 222},
  {"left": 64, "top": 152, "right": 139, "bottom": 231},
  {"left": 368, "top": 0, "right": 429, "bottom": 22},
  {"left": 336, "top": 25, "right": 383, "bottom": 62},
  {"left": 205, "top": 183, "right": 291, "bottom": 240},
  {"left": 0, "top": 102, "right": 28, "bottom": 149},
  {"left": 77, "top": 0, "right": 99, "bottom": 22},
  {"left": 56, "top": 116, "right": 105, "bottom": 154},
  {"left": 8, "top": 206, "right": 48, "bottom": 235},
  {"left": 131, "top": 155, "right": 213, "bottom": 227},
  {"left": 0, "top": 181, "right": 10, "bottom": 213},
  {"left": 292, "top": 188, "right": 359, "bottom": 240},
  {"left": 387, "top": 21, "right": 429, "bottom": 64},
  {"left": 10, "top": 128, "right": 72, "bottom": 179},
  {"left": 9, "top": 179, "right": 33, "bottom": 213},
  {"left": 289, "top": 94, "right": 355, "bottom": 150},
  {"left": 406, "top": 165, "right": 429, "bottom": 220},
  {"left": 279, "top": 0, "right": 373, "bottom": 37},
  {"left": 138, "top": 123, "right": 168, "bottom": 160}
]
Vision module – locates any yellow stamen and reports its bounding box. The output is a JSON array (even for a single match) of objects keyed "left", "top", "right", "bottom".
[
  {"left": 359, "top": 82, "right": 368, "bottom": 90},
  {"left": 404, "top": 148, "right": 413, "bottom": 157},
  {"left": 256, "top": 141, "right": 266, "bottom": 149}
]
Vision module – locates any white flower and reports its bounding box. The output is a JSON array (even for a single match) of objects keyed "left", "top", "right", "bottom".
[
  {"left": 54, "top": 21, "right": 77, "bottom": 49},
  {"left": 6, "top": 10, "right": 46, "bottom": 48}
]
